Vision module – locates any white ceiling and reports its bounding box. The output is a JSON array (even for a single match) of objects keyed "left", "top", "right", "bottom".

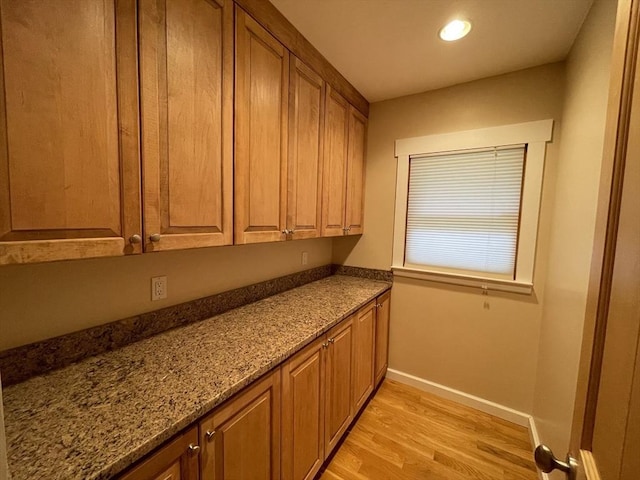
[{"left": 270, "top": 0, "right": 594, "bottom": 102}]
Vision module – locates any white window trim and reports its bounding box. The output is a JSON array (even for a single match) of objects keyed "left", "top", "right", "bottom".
[{"left": 392, "top": 119, "right": 554, "bottom": 294}]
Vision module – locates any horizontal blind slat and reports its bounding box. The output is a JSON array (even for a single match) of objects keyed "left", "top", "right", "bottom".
[{"left": 406, "top": 146, "right": 525, "bottom": 276}]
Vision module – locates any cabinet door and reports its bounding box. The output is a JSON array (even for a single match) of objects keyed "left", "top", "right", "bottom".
[
  {"left": 200, "top": 370, "right": 281, "bottom": 480},
  {"left": 352, "top": 301, "right": 375, "bottom": 413},
  {"left": 345, "top": 106, "right": 367, "bottom": 235},
  {"left": 374, "top": 290, "right": 391, "bottom": 386},
  {"left": 235, "top": 8, "right": 289, "bottom": 244},
  {"left": 282, "top": 337, "right": 326, "bottom": 480},
  {"left": 324, "top": 316, "right": 354, "bottom": 455},
  {"left": 118, "top": 427, "right": 199, "bottom": 480},
  {"left": 139, "top": 0, "right": 233, "bottom": 251},
  {"left": 0, "top": 0, "right": 141, "bottom": 265},
  {"left": 320, "top": 86, "right": 349, "bottom": 237},
  {"left": 287, "top": 57, "right": 325, "bottom": 240}
]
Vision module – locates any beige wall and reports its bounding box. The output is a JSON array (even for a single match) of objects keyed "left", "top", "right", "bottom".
[
  {"left": 334, "top": 63, "right": 566, "bottom": 412},
  {"left": 0, "top": 238, "right": 332, "bottom": 350},
  {"left": 532, "top": 0, "right": 616, "bottom": 458}
]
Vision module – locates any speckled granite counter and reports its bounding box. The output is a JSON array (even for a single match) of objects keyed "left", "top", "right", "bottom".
[{"left": 2, "top": 275, "right": 390, "bottom": 480}]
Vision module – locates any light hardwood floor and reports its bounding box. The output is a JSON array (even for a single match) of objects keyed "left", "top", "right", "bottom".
[{"left": 319, "top": 379, "right": 539, "bottom": 480}]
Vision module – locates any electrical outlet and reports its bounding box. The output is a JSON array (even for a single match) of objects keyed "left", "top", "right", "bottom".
[
  {"left": 151, "top": 276, "right": 167, "bottom": 301},
  {"left": 301, "top": 251, "right": 308, "bottom": 266}
]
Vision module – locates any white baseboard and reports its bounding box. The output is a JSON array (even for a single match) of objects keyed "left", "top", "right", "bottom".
[
  {"left": 385, "top": 369, "right": 548, "bottom": 479},
  {"left": 385, "top": 368, "right": 531, "bottom": 426}
]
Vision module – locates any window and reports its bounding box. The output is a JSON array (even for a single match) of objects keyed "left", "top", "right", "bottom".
[{"left": 392, "top": 120, "right": 553, "bottom": 294}]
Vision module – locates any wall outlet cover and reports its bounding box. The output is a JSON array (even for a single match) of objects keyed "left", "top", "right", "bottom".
[{"left": 151, "top": 276, "right": 167, "bottom": 301}]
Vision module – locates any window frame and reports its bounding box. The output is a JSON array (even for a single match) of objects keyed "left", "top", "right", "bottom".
[{"left": 392, "top": 119, "right": 554, "bottom": 294}]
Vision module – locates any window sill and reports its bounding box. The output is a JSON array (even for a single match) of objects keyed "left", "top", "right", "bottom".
[{"left": 391, "top": 266, "right": 533, "bottom": 295}]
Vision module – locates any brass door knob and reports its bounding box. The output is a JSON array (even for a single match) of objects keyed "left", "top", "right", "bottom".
[{"left": 149, "top": 233, "right": 161, "bottom": 243}]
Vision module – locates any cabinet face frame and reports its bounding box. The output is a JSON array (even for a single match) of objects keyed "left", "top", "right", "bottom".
[
  {"left": 0, "top": 0, "right": 142, "bottom": 265},
  {"left": 118, "top": 426, "right": 199, "bottom": 480},
  {"left": 139, "top": 0, "right": 233, "bottom": 252},
  {"left": 234, "top": 6, "right": 289, "bottom": 244},
  {"left": 199, "top": 370, "right": 281, "bottom": 480},
  {"left": 281, "top": 336, "right": 326, "bottom": 480},
  {"left": 287, "top": 57, "right": 325, "bottom": 240}
]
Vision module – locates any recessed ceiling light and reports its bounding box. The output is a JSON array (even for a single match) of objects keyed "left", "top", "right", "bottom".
[{"left": 439, "top": 19, "right": 472, "bottom": 42}]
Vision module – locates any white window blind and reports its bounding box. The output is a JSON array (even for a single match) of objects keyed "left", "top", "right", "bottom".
[{"left": 405, "top": 145, "right": 526, "bottom": 278}]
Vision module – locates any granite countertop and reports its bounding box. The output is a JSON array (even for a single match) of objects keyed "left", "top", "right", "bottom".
[{"left": 2, "top": 275, "right": 390, "bottom": 480}]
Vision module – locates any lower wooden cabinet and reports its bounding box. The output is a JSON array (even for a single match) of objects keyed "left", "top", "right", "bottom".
[
  {"left": 374, "top": 290, "right": 391, "bottom": 386},
  {"left": 118, "top": 291, "right": 390, "bottom": 480},
  {"left": 324, "top": 316, "right": 355, "bottom": 456},
  {"left": 118, "top": 427, "right": 200, "bottom": 480},
  {"left": 281, "top": 337, "right": 326, "bottom": 480},
  {"left": 352, "top": 301, "right": 376, "bottom": 413},
  {"left": 199, "top": 370, "right": 281, "bottom": 480}
]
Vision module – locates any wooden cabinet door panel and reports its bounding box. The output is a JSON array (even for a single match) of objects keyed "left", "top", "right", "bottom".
[
  {"left": 321, "top": 86, "right": 349, "bottom": 237},
  {"left": 235, "top": 8, "right": 288, "bottom": 244},
  {"left": 200, "top": 370, "right": 281, "bottom": 480},
  {"left": 0, "top": 0, "right": 141, "bottom": 264},
  {"left": 153, "top": 461, "right": 181, "bottom": 480},
  {"left": 287, "top": 57, "right": 325, "bottom": 240},
  {"left": 118, "top": 427, "right": 199, "bottom": 480},
  {"left": 375, "top": 291, "right": 391, "bottom": 386},
  {"left": 353, "top": 301, "right": 375, "bottom": 413},
  {"left": 282, "top": 337, "right": 326, "bottom": 480},
  {"left": 324, "top": 316, "right": 354, "bottom": 455},
  {"left": 345, "top": 106, "right": 367, "bottom": 235},
  {"left": 139, "top": 0, "right": 232, "bottom": 251}
]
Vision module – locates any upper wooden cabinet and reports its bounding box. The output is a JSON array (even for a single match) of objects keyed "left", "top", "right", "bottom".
[
  {"left": 0, "top": 0, "right": 368, "bottom": 264},
  {"left": 345, "top": 106, "right": 367, "bottom": 235},
  {"left": 0, "top": 0, "right": 236, "bottom": 265},
  {"left": 0, "top": 0, "right": 141, "bottom": 264},
  {"left": 139, "top": 0, "right": 233, "bottom": 251},
  {"left": 199, "top": 370, "right": 281, "bottom": 480},
  {"left": 287, "top": 57, "right": 325, "bottom": 240},
  {"left": 321, "top": 87, "right": 350, "bottom": 237},
  {"left": 235, "top": 8, "right": 289, "bottom": 244},
  {"left": 118, "top": 427, "right": 200, "bottom": 480},
  {"left": 321, "top": 87, "right": 367, "bottom": 237}
]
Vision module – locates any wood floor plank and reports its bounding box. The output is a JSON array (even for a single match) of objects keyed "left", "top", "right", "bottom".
[
  {"left": 432, "top": 450, "right": 502, "bottom": 480},
  {"left": 477, "top": 440, "right": 538, "bottom": 472},
  {"left": 319, "top": 379, "right": 538, "bottom": 480}
]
